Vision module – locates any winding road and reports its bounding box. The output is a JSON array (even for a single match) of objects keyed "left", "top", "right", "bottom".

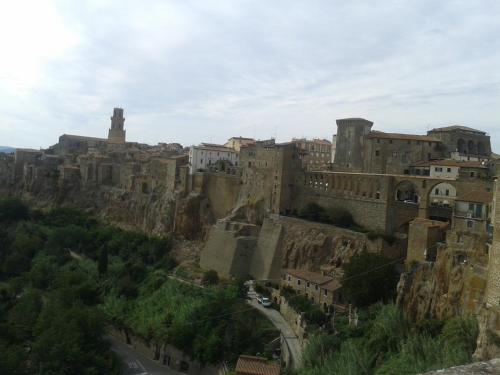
[
  {"left": 109, "top": 336, "right": 182, "bottom": 375},
  {"left": 247, "top": 287, "right": 302, "bottom": 369}
]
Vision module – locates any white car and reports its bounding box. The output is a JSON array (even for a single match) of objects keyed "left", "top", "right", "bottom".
[{"left": 257, "top": 295, "right": 272, "bottom": 307}]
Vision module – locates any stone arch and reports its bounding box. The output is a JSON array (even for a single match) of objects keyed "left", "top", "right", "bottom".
[
  {"left": 429, "top": 182, "right": 457, "bottom": 206},
  {"left": 467, "top": 140, "right": 476, "bottom": 154},
  {"left": 395, "top": 180, "right": 420, "bottom": 204},
  {"left": 477, "top": 141, "right": 486, "bottom": 155},
  {"left": 457, "top": 138, "right": 466, "bottom": 153}
]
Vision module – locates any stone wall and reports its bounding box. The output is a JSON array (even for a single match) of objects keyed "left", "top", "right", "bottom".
[
  {"left": 199, "top": 221, "right": 259, "bottom": 277},
  {"left": 485, "top": 180, "right": 500, "bottom": 307},
  {"left": 202, "top": 173, "right": 241, "bottom": 219}
]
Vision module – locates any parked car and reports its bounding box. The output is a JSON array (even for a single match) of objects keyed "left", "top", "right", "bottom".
[{"left": 257, "top": 295, "right": 272, "bottom": 307}]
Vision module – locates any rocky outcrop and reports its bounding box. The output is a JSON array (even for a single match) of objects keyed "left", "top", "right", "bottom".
[{"left": 397, "top": 245, "right": 487, "bottom": 321}]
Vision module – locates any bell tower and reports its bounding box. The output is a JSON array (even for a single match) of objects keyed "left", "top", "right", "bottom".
[{"left": 108, "top": 107, "right": 126, "bottom": 144}]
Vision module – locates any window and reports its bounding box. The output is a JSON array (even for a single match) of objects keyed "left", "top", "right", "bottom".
[
  {"left": 467, "top": 220, "right": 474, "bottom": 229},
  {"left": 375, "top": 150, "right": 380, "bottom": 156},
  {"left": 470, "top": 172, "right": 475, "bottom": 178},
  {"left": 435, "top": 188, "right": 439, "bottom": 195},
  {"left": 306, "top": 282, "right": 310, "bottom": 288},
  {"left": 445, "top": 189, "right": 450, "bottom": 196},
  {"left": 288, "top": 276, "right": 291, "bottom": 281},
  {"left": 324, "top": 290, "right": 328, "bottom": 296},
  {"left": 389, "top": 140, "right": 393, "bottom": 144},
  {"left": 435, "top": 167, "right": 443, "bottom": 172},
  {"left": 392, "top": 151, "right": 397, "bottom": 157},
  {"left": 315, "top": 285, "right": 319, "bottom": 291},
  {"left": 297, "top": 279, "right": 301, "bottom": 286},
  {"left": 447, "top": 168, "right": 452, "bottom": 173}
]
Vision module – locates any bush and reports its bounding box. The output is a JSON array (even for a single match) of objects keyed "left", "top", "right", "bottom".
[
  {"left": 341, "top": 252, "right": 399, "bottom": 307},
  {"left": 202, "top": 270, "right": 219, "bottom": 286},
  {"left": 0, "top": 198, "right": 29, "bottom": 222}
]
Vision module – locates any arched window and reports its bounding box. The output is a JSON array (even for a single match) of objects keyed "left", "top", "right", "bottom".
[
  {"left": 477, "top": 142, "right": 486, "bottom": 155},
  {"left": 457, "top": 139, "right": 466, "bottom": 153},
  {"left": 467, "top": 140, "right": 476, "bottom": 154}
]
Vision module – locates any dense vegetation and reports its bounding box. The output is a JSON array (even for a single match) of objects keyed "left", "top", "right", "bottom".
[
  {"left": 341, "top": 252, "right": 400, "bottom": 307},
  {"left": 298, "top": 304, "right": 478, "bottom": 375},
  {"left": 297, "top": 202, "right": 357, "bottom": 229},
  {"left": 0, "top": 198, "right": 277, "bottom": 374}
]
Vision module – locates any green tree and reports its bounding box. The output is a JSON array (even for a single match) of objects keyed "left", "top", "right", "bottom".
[
  {"left": 98, "top": 247, "right": 108, "bottom": 276},
  {"left": 0, "top": 198, "right": 29, "bottom": 222},
  {"left": 341, "top": 252, "right": 399, "bottom": 307},
  {"left": 202, "top": 270, "right": 219, "bottom": 286}
]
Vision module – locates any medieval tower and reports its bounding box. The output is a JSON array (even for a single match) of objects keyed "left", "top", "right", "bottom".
[
  {"left": 333, "top": 118, "right": 373, "bottom": 172},
  {"left": 108, "top": 107, "right": 126, "bottom": 144}
]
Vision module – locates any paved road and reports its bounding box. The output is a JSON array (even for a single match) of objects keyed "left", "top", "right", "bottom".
[
  {"left": 247, "top": 288, "right": 302, "bottom": 369},
  {"left": 109, "top": 336, "right": 182, "bottom": 375}
]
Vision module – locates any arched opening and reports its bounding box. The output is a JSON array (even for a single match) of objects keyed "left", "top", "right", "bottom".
[
  {"left": 428, "top": 182, "right": 456, "bottom": 222},
  {"left": 395, "top": 181, "right": 420, "bottom": 204},
  {"left": 457, "top": 139, "right": 466, "bottom": 153},
  {"left": 477, "top": 142, "right": 486, "bottom": 155},
  {"left": 467, "top": 140, "right": 476, "bottom": 154}
]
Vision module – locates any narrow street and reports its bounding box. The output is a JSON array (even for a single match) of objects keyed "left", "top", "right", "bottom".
[
  {"left": 247, "top": 287, "right": 303, "bottom": 369},
  {"left": 109, "top": 336, "right": 182, "bottom": 375}
]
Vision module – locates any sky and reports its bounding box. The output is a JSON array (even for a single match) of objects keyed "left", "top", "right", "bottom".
[{"left": 1, "top": 0, "right": 500, "bottom": 151}]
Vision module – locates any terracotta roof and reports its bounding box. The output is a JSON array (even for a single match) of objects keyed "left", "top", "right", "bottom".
[
  {"left": 428, "top": 125, "right": 486, "bottom": 134},
  {"left": 235, "top": 356, "right": 280, "bottom": 375},
  {"left": 411, "top": 160, "right": 488, "bottom": 169},
  {"left": 322, "top": 279, "right": 342, "bottom": 292},
  {"left": 285, "top": 269, "right": 333, "bottom": 285},
  {"left": 456, "top": 191, "right": 493, "bottom": 203},
  {"left": 196, "top": 143, "right": 237, "bottom": 152},
  {"left": 61, "top": 134, "right": 107, "bottom": 142},
  {"left": 367, "top": 131, "right": 439, "bottom": 142}
]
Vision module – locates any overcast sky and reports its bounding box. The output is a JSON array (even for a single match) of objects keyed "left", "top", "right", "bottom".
[{"left": 1, "top": 0, "right": 500, "bottom": 150}]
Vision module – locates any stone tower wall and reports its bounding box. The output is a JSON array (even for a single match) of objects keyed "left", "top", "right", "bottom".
[
  {"left": 333, "top": 118, "right": 373, "bottom": 172},
  {"left": 486, "top": 180, "right": 500, "bottom": 307}
]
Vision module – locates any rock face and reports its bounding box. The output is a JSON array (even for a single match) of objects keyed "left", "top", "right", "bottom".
[
  {"left": 420, "top": 358, "right": 500, "bottom": 375},
  {"left": 397, "top": 246, "right": 487, "bottom": 321}
]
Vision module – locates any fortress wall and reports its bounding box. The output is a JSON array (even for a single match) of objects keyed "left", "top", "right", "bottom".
[
  {"left": 486, "top": 180, "right": 500, "bottom": 307},
  {"left": 249, "top": 218, "right": 283, "bottom": 281},
  {"left": 203, "top": 173, "right": 241, "bottom": 219},
  {"left": 200, "top": 221, "right": 258, "bottom": 278}
]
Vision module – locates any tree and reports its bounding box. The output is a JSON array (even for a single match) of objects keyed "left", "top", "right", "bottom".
[
  {"left": 98, "top": 247, "right": 108, "bottom": 276},
  {"left": 341, "top": 252, "right": 399, "bottom": 307},
  {"left": 202, "top": 270, "right": 219, "bottom": 286},
  {"left": 0, "top": 198, "right": 29, "bottom": 223}
]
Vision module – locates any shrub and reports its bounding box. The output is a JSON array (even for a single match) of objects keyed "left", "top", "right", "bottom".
[
  {"left": 202, "top": 270, "right": 219, "bottom": 286},
  {"left": 341, "top": 252, "right": 399, "bottom": 307}
]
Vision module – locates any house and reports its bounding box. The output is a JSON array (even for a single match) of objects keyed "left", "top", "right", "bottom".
[
  {"left": 188, "top": 143, "right": 239, "bottom": 174},
  {"left": 281, "top": 269, "right": 343, "bottom": 312},
  {"left": 235, "top": 355, "right": 280, "bottom": 375},
  {"left": 454, "top": 190, "right": 493, "bottom": 234}
]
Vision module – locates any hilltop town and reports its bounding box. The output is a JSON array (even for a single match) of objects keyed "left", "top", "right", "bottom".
[{"left": 1, "top": 108, "right": 500, "bottom": 373}]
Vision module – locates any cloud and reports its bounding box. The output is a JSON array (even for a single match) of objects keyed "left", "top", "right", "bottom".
[{"left": 0, "top": 0, "right": 499, "bottom": 151}]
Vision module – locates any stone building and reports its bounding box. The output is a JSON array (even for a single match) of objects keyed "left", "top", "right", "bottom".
[
  {"left": 291, "top": 138, "right": 332, "bottom": 171},
  {"left": 224, "top": 136, "right": 256, "bottom": 151},
  {"left": 188, "top": 143, "right": 239, "bottom": 174},
  {"left": 281, "top": 269, "right": 343, "bottom": 311},
  {"left": 239, "top": 140, "right": 302, "bottom": 216},
  {"left": 108, "top": 107, "right": 126, "bottom": 144},
  {"left": 333, "top": 118, "right": 373, "bottom": 172},
  {"left": 427, "top": 125, "right": 491, "bottom": 160},
  {"left": 333, "top": 119, "right": 493, "bottom": 176}
]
